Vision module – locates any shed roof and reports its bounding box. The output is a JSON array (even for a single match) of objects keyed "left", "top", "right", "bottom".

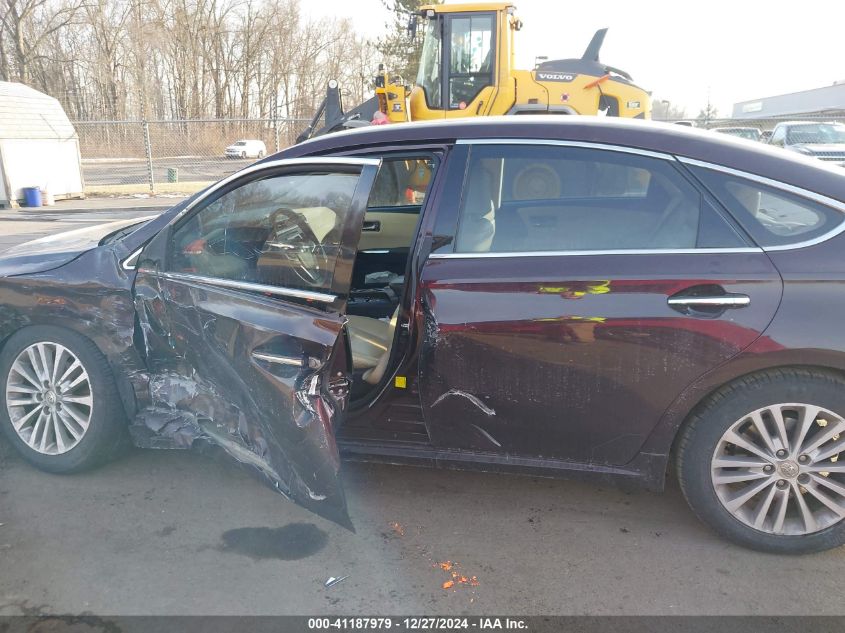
[{"left": 0, "top": 81, "right": 77, "bottom": 140}]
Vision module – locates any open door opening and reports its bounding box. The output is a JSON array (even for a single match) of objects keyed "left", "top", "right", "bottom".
[
  {"left": 335, "top": 154, "right": 440, "bottom": 448},
  {"left": 344, "top": 155, "right": 437, "bottom": 404}
]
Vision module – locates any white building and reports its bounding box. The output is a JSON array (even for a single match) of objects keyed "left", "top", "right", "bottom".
[
  {"left": 733, "top": 82, "right": 845, "bottom": 120},
  {"left": 0, "top": 82, "right": 84, "bottom": 207}
]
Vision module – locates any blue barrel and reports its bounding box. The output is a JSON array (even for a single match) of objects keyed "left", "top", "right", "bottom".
[{"left": 23, "top": 187, "right": 42, "bottom": 207}]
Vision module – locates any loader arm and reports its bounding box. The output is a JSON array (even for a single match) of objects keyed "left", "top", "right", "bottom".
[{"left": 296, "top": 81, "right": 380, "bottom": 144}]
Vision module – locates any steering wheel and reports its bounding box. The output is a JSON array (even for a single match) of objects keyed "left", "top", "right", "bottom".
[{"left": 263, "top": 207, "right": 333, "bottom": 288}]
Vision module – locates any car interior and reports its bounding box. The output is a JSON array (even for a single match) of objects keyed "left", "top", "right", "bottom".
[
  {"left": 344, "top": 157, "right": 434, "bottom": 398},
  {"left": 169, "top": 159, "right": 434, "bottom": 402},
  {"left": 455, "top": 150, "right": 702, "bottom": 253}
]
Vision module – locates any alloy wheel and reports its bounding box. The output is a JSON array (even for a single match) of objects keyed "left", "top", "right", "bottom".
[
  {"left": 711, "top": 403, "right": 845, "bottom": 536},
  {"left": 5, "top": 341, "right": 93, "bottom": 455}
]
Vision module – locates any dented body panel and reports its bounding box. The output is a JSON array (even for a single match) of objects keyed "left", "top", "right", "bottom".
[
  {"left": 417, "top": 251, "right": 783, "bottom": 465},
  {"left": 133, "top": 271, "right": 353, "bottom": 525},
  {"left": 0, "top": 243, "right": 147, "bottom": 419}
]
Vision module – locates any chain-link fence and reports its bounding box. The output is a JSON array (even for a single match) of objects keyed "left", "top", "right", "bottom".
[
  {"left": 73, "top": 114, "right": 845, "bottom": 197},
  {"left": 74, "top": 118, "right": 312, "bottom": 196}
]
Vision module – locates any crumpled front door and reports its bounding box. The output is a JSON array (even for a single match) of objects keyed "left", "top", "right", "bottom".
[{"left": 131, "top": 158, "right": 380, "bottom": 527}]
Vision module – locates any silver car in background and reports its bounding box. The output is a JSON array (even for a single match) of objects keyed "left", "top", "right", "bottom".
[{"left": 768, "top": 121, "right": 845, "bottom": 166}]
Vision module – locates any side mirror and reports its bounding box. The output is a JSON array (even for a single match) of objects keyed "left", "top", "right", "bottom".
[{"left": 407, "top": 15, "right": 418, "bottom": 40}]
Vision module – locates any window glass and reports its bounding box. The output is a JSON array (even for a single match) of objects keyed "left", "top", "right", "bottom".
[
  {"left": 786, "top": 123, "right": 845, "bottom": 145},
  {"left": 691, "top": 166, "right": 843, "bottom": 247},
  {"left": 448, "top": 14, "right": 494, "bottom": 108},
  {"left": 169, "top": 171, "right": 359, "bottom": 294},
  {"left": 416, "top": 17, "right": 442, "bottom": 109},
  {"left": 368, "top": 158, "right": 435, "bottom": 208},
  {"left": 454, "top": 144, "right": 734, "bottom": 253}
]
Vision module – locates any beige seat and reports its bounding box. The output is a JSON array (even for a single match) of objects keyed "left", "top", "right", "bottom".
[
  {"left": 346, "top": 306, "right": 400, "bottom": 385},
  {"left": 455, "top": 166, "right": 495, "bottom": 252}
]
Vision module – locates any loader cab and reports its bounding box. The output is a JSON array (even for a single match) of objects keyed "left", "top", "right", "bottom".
[{"left": 411, "top": 3, "right": 516, "bottom": 120}]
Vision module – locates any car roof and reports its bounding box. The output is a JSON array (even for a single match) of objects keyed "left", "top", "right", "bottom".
[
  {"left": 775, "top": 121, "right": 841, "bottom": 127},
  {"left": 268, "top": 116, "right": 845, "bottom": 203}
]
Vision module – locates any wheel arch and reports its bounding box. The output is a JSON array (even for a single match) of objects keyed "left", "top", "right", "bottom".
[
  {"left": 654, "top": 360, "right": 845, "bottom": 475},
  {"left": 0, "top": 320, "right": 139, "bottom": 423}
]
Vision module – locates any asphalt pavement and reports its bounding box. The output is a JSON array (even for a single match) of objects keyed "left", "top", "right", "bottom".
[{"left": 0, "top": 214, "right": 844, "bottom": 616}]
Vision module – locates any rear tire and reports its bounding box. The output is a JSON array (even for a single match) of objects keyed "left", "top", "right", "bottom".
[
  {"left": 0, "top": 326, "right": 127, "bottom": 474},
  {"left": 677, "top": 368, "right": 845, "bottom": 554},
  {"left": 258, "top": 150, "right": 265, "bottom": 158}
]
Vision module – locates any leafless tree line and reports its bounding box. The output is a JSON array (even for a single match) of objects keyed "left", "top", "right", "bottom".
[{"left": 0, "top": 0, "right": 374, "bottom": 121}]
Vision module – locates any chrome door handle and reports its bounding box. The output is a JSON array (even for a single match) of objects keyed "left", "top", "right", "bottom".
[{"left": 667, "top": 294, "right": 750, "bottom": 308}]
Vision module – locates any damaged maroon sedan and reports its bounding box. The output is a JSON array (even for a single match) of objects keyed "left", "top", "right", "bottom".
[{"left": 2, "top": 117, "right": 845, "bottom": 553}]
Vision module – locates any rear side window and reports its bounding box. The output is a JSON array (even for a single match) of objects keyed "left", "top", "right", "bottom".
[
  {"left": 453, "top": 144, "right": 747, "bottom": 253},
  {"left": 690, "top": 166, "right": 844, "bottom": 247}
]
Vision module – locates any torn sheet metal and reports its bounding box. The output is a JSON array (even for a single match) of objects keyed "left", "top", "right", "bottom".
[{"left": 132, "top": 264, "right": 353, "bottom": 529}]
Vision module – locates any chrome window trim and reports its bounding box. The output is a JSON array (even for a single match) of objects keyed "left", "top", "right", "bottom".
[
  {"left": 251, "top": 351, "right": 303, "bottom": 367},
  {"left": 447, "top": 140, "right": 729, "bottom": 257},
  {"left": 119, "top": 156, "right": 380, "bottom": 271},
  {"left": 122, "top": 247, "right": 142, "bottom": 270},
  {"left": 677, "top": 157, "right": 845, "bottom": 252},
  {"left": 174, "top": 156, "right": 381, "bottom": 220},
  {"left": 429, "top": 247, "right": 762, "bottom": 259},
  {"left": 455, "top": 138, "right": 674, "bottom": 161},
  {"left": 146, "top": 270, "right": 337, "bottom": 304}
]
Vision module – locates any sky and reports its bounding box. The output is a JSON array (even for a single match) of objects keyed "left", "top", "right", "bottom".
[{"left": 301, "top": 0, "right": 845, "bottom": 118}]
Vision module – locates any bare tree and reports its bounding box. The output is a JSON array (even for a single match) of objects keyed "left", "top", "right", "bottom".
[
  {"left": 0, "top": 0, "right": 374, "bottom": 122},
  {"left": 1, "top": 0, "right": 86, "bottom": 84}
]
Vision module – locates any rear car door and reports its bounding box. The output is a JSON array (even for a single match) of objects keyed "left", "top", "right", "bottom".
[
  {"left": 131, "top": 158, "right": 379, "bottom": 527},
  {"left": 417, "top": 141, "right": 783, "bottom": 466}
]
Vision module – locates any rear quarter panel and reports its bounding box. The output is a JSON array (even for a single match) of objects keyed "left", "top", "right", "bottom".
[{"left": 638, "top": 231, "right": 845, "bottom": 461}]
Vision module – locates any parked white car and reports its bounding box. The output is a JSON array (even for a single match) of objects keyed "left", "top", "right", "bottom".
[{"left": 224, "top": 139, "right": 266, "bottom": 159}]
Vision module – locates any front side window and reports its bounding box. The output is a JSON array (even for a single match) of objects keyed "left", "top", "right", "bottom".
[
  {"left": 690, "top": 166, "right": 844, "bottom": 247},
  {"left": 453, "top": 144, "right": 743, "bottom": 253},
  {"left": 447, "top": 14, "right": 494, "bottom": 108},
  {"left": 169, "top": 170, "right": 360, "bottom": 294}
]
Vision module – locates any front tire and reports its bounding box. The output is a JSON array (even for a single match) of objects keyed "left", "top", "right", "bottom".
[
  {"left": 677, "top": 368, "right": 845, "bottom": 553},
  {"left": 0, "top": 326, "right": 127, "bottom": 474}
]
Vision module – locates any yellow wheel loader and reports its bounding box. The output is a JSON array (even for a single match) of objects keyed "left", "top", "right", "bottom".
[{"left": 297, "top": 2, "right": 650, "bottom": 142}]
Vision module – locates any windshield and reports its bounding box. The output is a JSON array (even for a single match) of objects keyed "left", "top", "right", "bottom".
[
  {"left": 99, "top": 220, "right": 150, "bottom": 245},
  {"left": 787, "top": 124, "right": 845, "bottom": 145},
  {"left": 719, "top": 128, "right": 760, "bottom": 140},
  {"left": 447, "top": 14, "right": 494, "bottom": 108},
  {"left": 233, "top": 141, "right": 247, "bottom": 146},
  {"left": 416, "top": 17, "right": 442, "bottom": 109}
]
